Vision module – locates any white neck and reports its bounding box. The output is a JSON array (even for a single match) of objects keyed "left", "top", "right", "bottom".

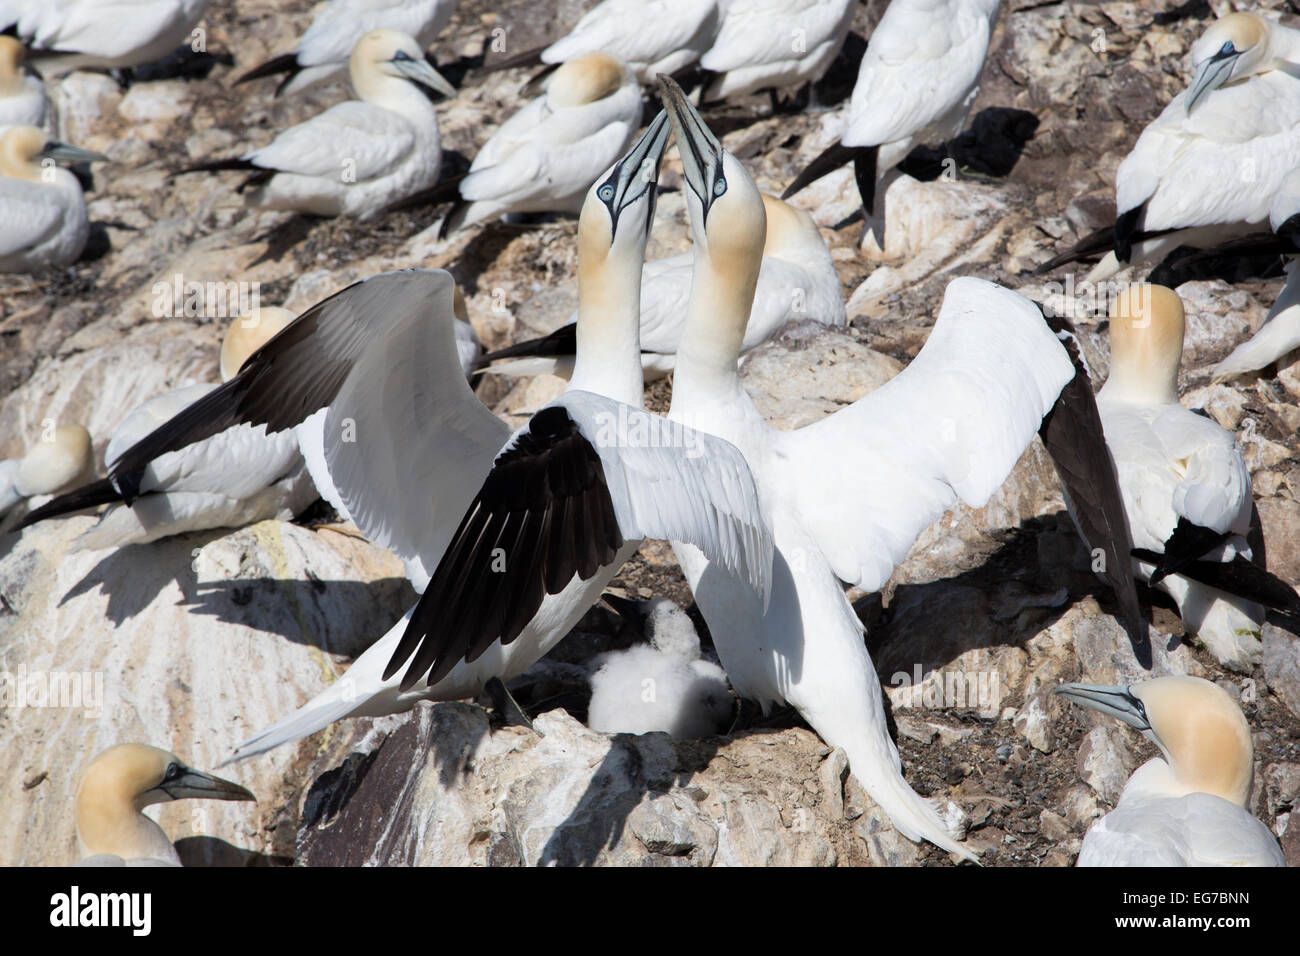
[
  {"left": 354, "top": 72, "right": 437, "bottom": 123},
  {"left": 670, "top": 245, "right": 754, "bottom": 414},
  {"left": 567, "top": 244, "right": 646, "bottom": 407}
]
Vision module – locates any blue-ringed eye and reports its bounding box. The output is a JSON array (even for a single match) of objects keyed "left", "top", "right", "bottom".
[
  {"left": 393, "top": 50, "right": 412, "bottom": 61},
  {"left": 1219, "top": 41, "right": 1235, "bottom": 56},
  {"left": 598, "top": 183, "right": 615, "bottom": 202},
  {"left": 713, "top": 177, "right": 727, "bottom": 197}
]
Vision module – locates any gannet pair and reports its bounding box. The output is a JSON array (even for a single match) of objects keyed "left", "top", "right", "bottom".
[
  {"left": 0, "top": 36, "right": 44, "bottom": 132},
  {"left": 1039, "top": 13, "right": 1300, "bottom": 282},
  {"left": 1057, "top": 677, "right": 1285, "bottom": 866},
  {"left": 429, "top": 52, "right": 642, "bottom": 237},
  {"left": 0, "top": 424, "right": 92, "bottom": 518},
  {"left": 21, "top": 308, "right": 320, "bottom": 550},
  {"left": 2, "top": 0, "right": 209, "bottom": 77},
  {"left": 237, "top": 0, "right": 459, "bottom": 97},
  {"left": 1095, "top": 285, "right": 1300, "bottom": 670},
  {"left": 75, "top": 744, "right": 254, "bottom": 866},
  {"left": 0, "top": 125, "right": 106, "bottom": 272},
  {"left": 783, "top": 0, "right": 1001, "bottom": 237},
  {"left": 187, "top": 30, "right": 455, "bottom": 220},
  {"left": 477, "top": 192, "right": 846, "bottom": 381}
]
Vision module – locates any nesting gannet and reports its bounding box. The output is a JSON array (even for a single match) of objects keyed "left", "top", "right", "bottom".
[
  {"left": 0, "top": 424, "right": 92, "bottom": 517},
  {"left": 654, "top": 77, "right": 1081, "bottom": 862},
  {"left": 1212, "top": 168, "right": 1300, "bottom": 382},
  {"left": 75, "top": 744, "right": 254, "bottom": 866},
  {"left": 476, "top": 192, "right": 845, "bottom": 381},
  {"left": 186, "top": 30, "right": 454, "bottom": 220},
  {"left": 782, "top": 0, "right": 1001, "bottom": 236},
  {"left": 3, "top": 0, "right": 209, "bottom": 77},
  {"left": 20, "top": 307, "right": 319, "bottom": 549},
  {"left": 587, "top": 597, "right": 733, "bottom": 738},
  {"left": 0, "top": 36, "right": 44, "bottom": 132},
  {"left": 432, "top": 52, "right": 642, "bottom": 236},
  {"left": 1037, "top": 13, "right": 1300, "bottom": 282},
  {"left": 698, "top": 0, "right": 855, "bottom": 103},
  {"left": 535, "top": 0, "right": 721, "bottom": 83},
  {"left": 236, "top": 0, "right": 459, "bottom": 97},
  {"left": 1055, "top": 678, "right": 1285, "bottom": 866},
  {"left": 0, "top": 125, "right": 106, "bottom": 272},
  {"left": 1097, "top": 285, "right": 1300, "bottom": 669}
]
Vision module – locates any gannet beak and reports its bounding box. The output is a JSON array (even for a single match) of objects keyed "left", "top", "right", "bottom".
[
  {"left": 1186, "top": 45, "right": 1239, "bottom": 114},
  {"left": 394, "top": 53, "right": 456, "bottom": 98},
  {"left": 39, "top": 141, "right": 109, "bottom": 165},
  {"left": 656, "top": 73, "right": 726, "bottom": 223},
  {"left": 156, "top": 766, "right": 256, "bottom": 803},
  {"left": 1054, "top": 682, "right": 1151, "bottom": 732}
]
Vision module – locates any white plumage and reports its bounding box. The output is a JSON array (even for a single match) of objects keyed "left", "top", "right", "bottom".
[
  {"left": 0, "top": 125, "right": 104, "bottom": 273},
  {"left": 0, "top": 36, "right": 44, "bottom": 132},
  {"left": 541, "top": 0, "right": 721, "bottom": 82}
]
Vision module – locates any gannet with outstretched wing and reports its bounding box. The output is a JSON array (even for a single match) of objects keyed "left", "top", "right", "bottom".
[{"left": 1056, "top": 677, "right": 1285, "bottom": 866}]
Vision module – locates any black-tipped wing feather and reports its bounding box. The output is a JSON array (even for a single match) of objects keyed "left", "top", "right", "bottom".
[
  {"left": 18, "top": 477, "right": 121, "bottom": 528},
  {"left": 1143, "top": 516, "right": 1232, "bottom": 584},
  {"left": 473, "top": 322, "right": 578, "bottom": 370},
  {"left": 782, "top": 142, "right": 876, "bottom": 215},
  {"left": 1131, "top": 551, "right": 1300, "bottom": 618}
]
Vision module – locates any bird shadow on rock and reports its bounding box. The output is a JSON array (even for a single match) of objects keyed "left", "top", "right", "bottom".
[
  {"left": 174, "top": 836, "right": 292, "bottom": 867},
  {"left": 247, "top": 215, "right": 324, "bottom": 267},
  {"left": 898, "top": 107, "right": 1040, "bottom": 183}
]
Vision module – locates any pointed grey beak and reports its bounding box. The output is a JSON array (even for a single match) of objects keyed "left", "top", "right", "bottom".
[
  {"left": 394, "top": 54, "right": 456, "bottom": 99},
  {"left": 1186, "top": 48, "right": 1239, "bottom": 114},
  {"left": 39, "top": 141, "right": 109, "bottom": 165},
  {"left": 657, "top": 73, "right": 726, "bottom": 222},
  {"left": 1054, "top": 682, "right": 1151, "bottom": 732},
  {"left": 158, "top": 766, "right": 256, "bottom": 803}
]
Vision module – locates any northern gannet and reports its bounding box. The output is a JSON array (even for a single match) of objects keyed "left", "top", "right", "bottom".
[
  {"left": 75, "top": 744, "right": 254, "bottom": 866},
  {"left": 0, "top": 424, "right": 92, "bottom": 517},
  {"left": 782, "top": 0, "right": 1001, "bottom": 237},
  {"left": 699, "top": 0, "right": 855, "bottom": 103},
  {"left": 587, "top": 597, "right": 732, "bottom": 739},
  {"left": 430, "top": 52, "right": 642, "bottom": 236},
  {"left": 535, "top": 0, "right": 721, "bottom": 83},
  {"left": 1097, "top": 285, "right": 1300, "bottom": 670},
  {"left": 1055, "top": 677, "right": 1285, "bottom": 867},
  {"left": 0, "top": 125, "right": 106, "bottom": 272},
  {"left": 1038, "top": 13, "right": 1300, "bottom": 282},
  {"left": 476, "top": 192, "right": 845, "bottom": 381},
  {"left": 3, "top": 0, "right": 210, "bottom": 77},
  {"left": 186, "top": 29, "right": 455, "bottom": 220},
  {"left": 236, "top": 0, "right": 459, "bottom": 97},
  {"left": 655, "top": 77, "right": 1078, "bottom": 862},
  {"left": 0, "top": 36, "right": 44, "bottom": 132},
  {"left": 20, "top": 307, "right": 318, "bottom": 550}
]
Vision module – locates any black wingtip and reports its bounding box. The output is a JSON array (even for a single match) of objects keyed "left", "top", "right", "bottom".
[
  {"left": 475, "top": 323, "right": 578, "bottom": 368},
  {"left": 782, "top": 141, "right": 863, "bottom": 200},
  {"left": 1034, "top": 224, "right": 1118, "bottom": 275},
  {"left": 18, "top": 477, "right": 122, "bottom": 529},
  {"left": 1152, "top": 554, "right": 1300, "bottom": 617},
  {"left": 182, "top": 156, "right": 261, "bottom": 175},
  {"left": 235, "top": 52, "right": 301, "bottom": 85}
]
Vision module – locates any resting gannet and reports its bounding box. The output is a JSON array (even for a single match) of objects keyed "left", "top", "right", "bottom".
[
  {"left": 699, "top": 0, "right": 855, "bottom": 103},
  {"left": 0, "top": 125, "right": 106, "bottom": 272},
  {"left": 782, "top": 0, "right": 1001, "bottom": 237},
  {"left": 75, "top": 744, "right": 254, "bottom": 866},
  {"left": 0, "top": 36, "right": 44, "bottom": 132},
  {"left": 0, "top": 424, "right": 92, "bottom": 518},
  {"left": 1056, "top": 678, "right": 1285, "bottom": 867},
  {"left": 1097, "top": 285, "right": 1300, "bottom": 670},
  {"left": 237, "top": 0, "right": 459, "bottom": 97},
  {"left": 186, "top": 30, "right": 454, "bottom": 220},
  {"left": 1038, "top": 13, "right": 1300, "bottom": 282},
  {"left": 21, "top": 307, "right": 318, "bottom": 549},
  {"left": 476, "top": 192, "right": 845, "bottom": 381},
  {"left": 655, "top": 77, "right": 1080, "bottom": 862},
  {"left": 536, "top": 0, "right": 721, "bottom": 83},
  {"left": 428, "top": 52, "right": 642, "bottom": 236},
  {"left": 3, "top": 0, "right": 209, "bottom": 77}
]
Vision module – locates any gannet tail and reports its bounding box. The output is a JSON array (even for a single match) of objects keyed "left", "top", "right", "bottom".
[{"left": 857, "top": 757, "right": 981, "bottom": 864}]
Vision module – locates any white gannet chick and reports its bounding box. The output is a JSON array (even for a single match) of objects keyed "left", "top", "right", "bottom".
[
  {"left": 75, "top": 744, "right": 255, "bottom": 866},
  {"left": 0, "top": 424, "right": 93, "bottom": 517},
  {"left": 0, "top": 36, "right": 44, "bottom": 132},
  {"left": 20, "top": 306, "right": 318, "bottom": 550},
  {"left": 1212, "top": 168, "right": 1300, "bottom": 382},
  {"left": 538, "top": 0, "right": 721, "bottom": 83},
  {"left": 0, "top": 125, "right": 107, "bottom": 272},
  {"left": 187, "top": 29, "right": 455, "bottom": 220},
  {"left": 477, "top": 192, "right": 846, "bottom": 381},
  {"left": 438, "top": 52, "right": 642, "bottom": 236},
  {"left": 7, "top": 0, "right": 209, "bottom": 77},
  {"left": 1038, "top": 13, "right": 1300, "bottom": 282},
  {"left": 699, "top": 0, "right": 855, "bottom": 103},
  {"left": 236, "top": 0, "right": 459, "bottom": 97},
  {"left": 656, "top": 77, "right": 1080, "bottom": 863},
  {"left": 1098, "top": 285, "right": 1298, "bottom": 670},
  {"left": 1055, "top": 678, "right": 1285, "bottom": 866},
  {"left": 782, "top": 0, "right": 1001, "bottom": 239},
  {"left": 587, "top": 597, "right": 733, "bottom": 738}
]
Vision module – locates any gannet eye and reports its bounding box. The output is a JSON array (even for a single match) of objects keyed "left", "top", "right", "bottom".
[
  {"left": 1219, "top": 41, "right": 1235, "bottom": 56},
  {"left": 598, "top": 183, "right": 615, "bottom": 202},
  {"left": 713, "top": 177, "right": 727, "bottom": 197},
  {"left": 163, "top": 762, "right": 181, "bottom": 781},
  {"left": 393, "top": 50, "right": 413, "bottom": 61}
]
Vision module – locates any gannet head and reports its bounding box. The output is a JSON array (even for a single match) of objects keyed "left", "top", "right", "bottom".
[
  {"left": 220, "top": 306, "right": 296, "bottom": 382},
  {"left": 349, "top": 28, "right": 455, "bottom": 100},
  {"left": 16, "top": 425, "right": 93, "bottom": 497},
  {"left": 0, "top": 125, "right": 108, "bottom": 184},
  {"left": 1186, "top": 13, "right": 1270, "bottom": 114},
  {"left": 546, "top": 52, "right": 629, "bottom": 108},
  {"left": 1103, "top": 283, "right": 1184, "bottom": 405},
  {"left": 452, "top": 285, "right": 469, "bottom": 323},
  {"left": 0, "top": 36, "right": 25, "bottom": 95},
  {"left": 759, "top": 193, "right": 824, "bottom": 257},
  {"left": 1055, "top": 677, "right": 1254, "bottom": 806},
  {"left": 75, "top": 744, "right": 255, "bottom": 861}
]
